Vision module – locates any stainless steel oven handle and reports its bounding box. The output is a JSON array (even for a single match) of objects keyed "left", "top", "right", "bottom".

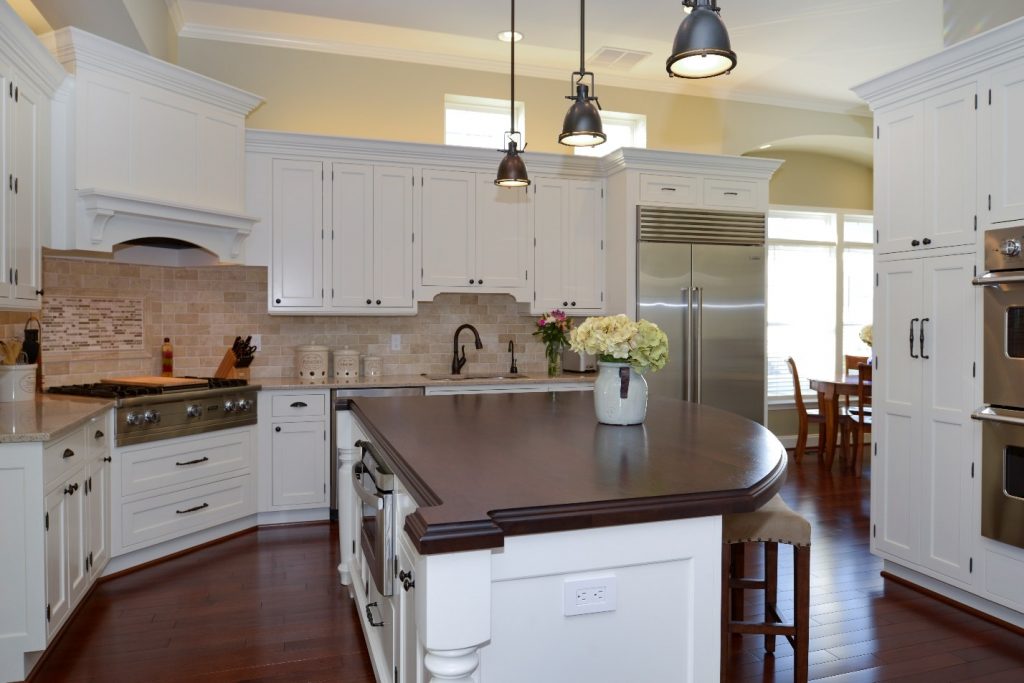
[
  {"left": 351, "top": 463, "right": 384, "bottom": 510},
  {"left": 971, "top": 408, "right": 1024, "bottom": 426},
  {"left": 972, "top": 273, "right": 1024, "bottom": 286}
]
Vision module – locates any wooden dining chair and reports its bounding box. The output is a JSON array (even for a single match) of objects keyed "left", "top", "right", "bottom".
[
  {"left": 786, "top": 357, "right": 827, "bottom": 463},
  {"left": 842, "top": 362, "right": 872, "bottom": 476},
  {"left": 842, "top": 355, "right": 869, "bottom": 411}
]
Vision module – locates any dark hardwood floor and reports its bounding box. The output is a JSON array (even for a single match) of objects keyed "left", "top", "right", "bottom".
[{"left": 32, "top": 456, "right": 1024, "bottom": 682}]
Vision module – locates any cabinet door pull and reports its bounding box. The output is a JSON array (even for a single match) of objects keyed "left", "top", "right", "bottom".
[
  {"left": 365, "top": 602, "right": 385, "bottom": 627},
  {"left": 62, "top": 448, "right": 75, "bottom": 459},
  {"left": 920, "top": 318, "right": 930, "bottom": 359},
  {"left": 289, "top": 401, "right": 308, "bottom": 408},
  {"left": 661, "top": 186, "right": 676, "bottom": 191},
  {"left": 723, "top": 191, "right": 739, "bottom": 196},
  {"left": 94, "top": 430, "right": 104, "bottom": 439},
  {"left": 909, "top": 318, "right": 919, "bottom": 358},
  {"left": 176, "top": 502, "right": 209, "bottom": 515},
  {"left": 102, "top": 456, "right": 112, "bottom": 463},
  {"left": 175, "top": 456, "right": 210, "bottom": 467}
]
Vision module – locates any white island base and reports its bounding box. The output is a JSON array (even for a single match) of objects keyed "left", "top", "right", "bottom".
[{"left": 349, "top": 513, "right": 722, "bottom": 683}]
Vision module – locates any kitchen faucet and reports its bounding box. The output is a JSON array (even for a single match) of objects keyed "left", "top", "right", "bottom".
[
  {"left": 508, "top": 340, "right": 519, "bottom": 374},
  {"left": 451, "top": 324, "right": 483, "bottom": 375}
]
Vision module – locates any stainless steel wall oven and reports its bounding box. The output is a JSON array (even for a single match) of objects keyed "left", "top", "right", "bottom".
[
  {"left": 353, "top": 438, "right": 396, "bottom": 597},
  {"left": 973, "top": 225, "right": 1024, "bottom": 549}
]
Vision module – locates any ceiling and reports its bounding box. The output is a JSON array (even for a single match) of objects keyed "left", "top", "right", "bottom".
[{"left": 168, "top": 0, "right": 961, "bottom": 115}]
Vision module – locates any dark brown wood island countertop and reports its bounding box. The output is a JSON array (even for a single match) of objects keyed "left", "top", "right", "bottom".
[{"left": 350, "top": 391, "right": 787, "bottom": 555}]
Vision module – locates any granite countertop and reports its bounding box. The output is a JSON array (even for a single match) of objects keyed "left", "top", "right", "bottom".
[
  {"left": 256, "top": 372, "right": 596, "bottom": 391},
  {"left": 0, "top": 395, "right": 113, "bottom": 444},
  {"left": 351, "top": 392, "right": 787, "bottom": 555}
]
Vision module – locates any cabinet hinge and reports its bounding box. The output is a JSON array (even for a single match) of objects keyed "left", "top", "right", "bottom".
[
  {"left": 332, "top": 288, "right": 335, "bottom": 298},
  {"left": 411, "top": 232, "right": 415, "bottom": 243},
  {"left": 534, "top": 237, "right": 537, "bottom": 247},
  {"left": 970, "top": 557, "right": 973, "bottom": 573},
  {"left": 525, "top": 269, "right": 528, "bottom": 281},
  {"left": 321, "top": 288, "right": 324, "bottom": 297},
  {"left": 974, "top": 265, "right": 977, "bottom": 277},
  {"left": 971, "top": 462, "right": 975, "bottom": 478},
  {"left": 44, "top": 511, "right": 49, "bottom": 531},
  {"left": 46, "top": 604, "right": 50, "bottom": 622},
  {"left": 973, "top": 361, "right": 976, "bottom": 377},
  {"left": 872, "top": 524, "right": 876, "bottom": 538},
  {"left": 321, "top": 170, "right": 324, "bottom": 181},
  {"left": 974, "top": 215, "right": 977, "bottom": 231},
  {"left": 600, "top": 239, "right": 604, "bottom": 250},
  {"left": 332, "top": 230, "right": 335, "bottom": 239},
  {"left": 975, "top": 93, "right": 978, "bottom": 110},
  {"left": 989, "top": 89, "right": 992, "bottom": 105},
  {"left": 421, "top": 267, "right": 424, "bottom": 277},
  {"left": 601, "top": 188, "right": 604, "bottom": 198},
  {"left": 876, "top": 355, "right": 880, "bottom": 370},
  {"left": 352, "top": 541, "right": 355, "bottom": 554},
  {"left": 533, "top": 291, "right": 537, "bottom": 302},
  {"left": 601, "top": 291, "right": 604, "bottom": 302},
  {"left": 395, "top": 667, "right": 399, "bottom": 682},
  {"left": 331, "top": 170, "right": 334, "bottom": 180},
  {"left": 321, "top": 229, "right": 324, "bottom": 239},
  {"left": 875, "top": 229, "right": 879, "bottom": 244},
  {"left": 324, "top": 483, "right": 327, "bottom": 493},
  {"left": 873, "top": 442, "right": 877, "bottom": 456},
  {"left": 989, "top": 194, "right": 992, "bottom": 211},
  {"left": 876, "top": 126, "right": 880, "bottom": 139},
  {"left": 324, "top": 430, "right": 327, "bottom": 441}
]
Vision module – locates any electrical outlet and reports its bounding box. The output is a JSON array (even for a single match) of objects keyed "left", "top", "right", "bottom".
[
  {"left": 563, "top": 575, "right": 617, "bottom": 616},
  {"left": 250, "top": 334, "right": 261, "bottom": 352},
  {"left": 390, "top": 334, "right": 401, "bottom": 351}
]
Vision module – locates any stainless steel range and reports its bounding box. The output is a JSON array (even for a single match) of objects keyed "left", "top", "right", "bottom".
[{"left": 48, "top": 378, "right": 259, "bottom": 446}]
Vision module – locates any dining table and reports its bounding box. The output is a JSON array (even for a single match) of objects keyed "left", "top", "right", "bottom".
[{"left": 808, "top": 374, "right": 871, "bottom": 470}]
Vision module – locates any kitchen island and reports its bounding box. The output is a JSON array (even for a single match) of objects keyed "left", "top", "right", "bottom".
[{"left": 344, "top": 391, "right": 786, "bottom": 683}]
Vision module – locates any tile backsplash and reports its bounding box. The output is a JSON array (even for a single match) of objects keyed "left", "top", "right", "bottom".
[{"left": 36, "top": 255, "right": 562, "bottom": 387}]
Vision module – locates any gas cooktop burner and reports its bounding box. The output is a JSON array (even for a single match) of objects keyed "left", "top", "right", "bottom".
[{"left": 47, "top": 377, "right": 248, "bottom": 399}]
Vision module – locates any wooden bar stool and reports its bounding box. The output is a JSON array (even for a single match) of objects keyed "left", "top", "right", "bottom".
[{"left": 721, "top": 494, "right": 811, "bottom": 683}]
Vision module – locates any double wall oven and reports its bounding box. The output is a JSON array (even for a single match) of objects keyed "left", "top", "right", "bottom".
[{"left": 973, "top": 225, "right": 1024, "bottom": 549}]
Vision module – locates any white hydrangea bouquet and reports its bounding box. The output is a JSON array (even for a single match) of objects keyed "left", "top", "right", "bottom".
[
  {"left": 859, "top": 324, "right": 873, "bottom": 347},
  {"left": 569, "top": 314, "right": 669, "bottom": 374}
]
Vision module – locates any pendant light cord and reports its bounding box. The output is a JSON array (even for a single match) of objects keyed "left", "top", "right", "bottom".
[
  {"left": 579, "top": 0, "right": 585, "bottom": 78},
  {"left": 510, "top": 0, "right": 516, "bottom": 136}
]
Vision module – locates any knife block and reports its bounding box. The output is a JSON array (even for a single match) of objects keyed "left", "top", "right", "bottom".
[{"left": 213, "top": 349, "right": 250, "bottom": 380}]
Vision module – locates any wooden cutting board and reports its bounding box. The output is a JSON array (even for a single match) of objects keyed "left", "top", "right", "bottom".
[{"left": 100, "top": 376, "right": 209, "bottom": 389}]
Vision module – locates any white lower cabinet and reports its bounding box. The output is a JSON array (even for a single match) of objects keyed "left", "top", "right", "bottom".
[
  {"left": 873, "top": 252, "right": 977, "bottom": 585},
  {"left": 397, "top": 537, "right": 422, "bottom": 683},
  {"left": 259, "top": 390, "right": 330, "bottom": 511}
]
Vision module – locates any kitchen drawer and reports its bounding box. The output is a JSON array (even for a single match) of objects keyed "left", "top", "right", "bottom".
[
  {"left": 271, "top": 392, "right": 327, "bottom": 418},
  {"left": 702, "top": 178, "right": 758, "bottom": 210},
  {"left": 120, "top": 473, "right": 253, "bottom": 550},
  {"left": 639, "top": 174, "right": 699, "bottom": 206},
  {"left": 86, "top": 414, "right": 110, "bottom": 461},
  {"left": 120, "top": 428, "right": 252, "bottom": 497},
  {"left": 44, "top": 427, "right": 88, "bottom": 489}
]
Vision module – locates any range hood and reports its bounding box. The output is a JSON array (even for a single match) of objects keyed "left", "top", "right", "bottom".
[{"left": 42, "top": 28, "right": 264, "bottom": 262}]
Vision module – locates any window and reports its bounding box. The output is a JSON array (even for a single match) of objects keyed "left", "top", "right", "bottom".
[
  {"left": 573, "top": 111, "right": 647, "bottom": 157},
  {"left": 766, "top": 208, "right": 873, "bottom": 400},
  {"left": 444, "top": 95, "right": 525, "bottom": 150}
]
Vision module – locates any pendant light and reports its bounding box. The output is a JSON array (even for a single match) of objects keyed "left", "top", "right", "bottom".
[
  {"left": 666, "top": 0, "right": 737, "bottom": 79},
  {"left": 558, "top": 0, "right": 605, "bottom": 148},
  {"left": 495, "top": 0, "right": 530, "bottom": 187}
]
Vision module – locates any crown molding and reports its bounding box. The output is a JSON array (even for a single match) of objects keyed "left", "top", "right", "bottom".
[
  {"left": 39, "top": 27, "right": 263, "bottom": 116},
  {"left": 854, "top": 16, "right": 1024, "bottom": 109},
  {"left": 600, "top": 148, "right": 784, "bottom": 179},
  {"left": 0, "top": 2, "right": 67, "bottom": 95},
  {"left": 178, "top": 22, "right": 868, "bottom": 117}
]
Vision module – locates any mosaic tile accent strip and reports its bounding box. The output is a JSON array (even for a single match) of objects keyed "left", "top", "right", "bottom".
[{"left": 43, "top": 296, "right": 145, "bottom": 353}]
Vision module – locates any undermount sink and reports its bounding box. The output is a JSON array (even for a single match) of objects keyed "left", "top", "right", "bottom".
[{"left": 423, "top": 373, "right": 529, "bottom": 382}]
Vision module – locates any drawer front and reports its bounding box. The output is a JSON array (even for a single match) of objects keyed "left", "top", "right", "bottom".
[
  {"left": 702, "top": 178, "right": 758, "bottom": 209},
  {"left": 44, "top": 428, "right": 88, "bottom": 489},
  {"left": 120, "top": 474, "right": 252, "bottom": 550},
  {"left": 120, "top": 428, "right": 252, "bottom": 497},
  {"left": 639, "top": 174, "right": 699, "bottom": 206},
  {"left": 271, "top": 392, "right": 327, "bottom": 418},
  {"left": 86, "top": 414, "right": 110, "bottom": 461}
]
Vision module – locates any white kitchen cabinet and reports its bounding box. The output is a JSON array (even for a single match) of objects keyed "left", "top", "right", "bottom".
[
  {"left": 330, "top": 163, "right": 415, "bottom": 312},
  {"left": 873, "top": 82, "right": 977, "bottom": 256},
  {"left": 872, "top": 253, "right": 976, "bottom": 584},
  {"left": 419, "top": 170, "right": 531, "bottom": 297},
  {"left": 983, "top": 60, "right": 1024, "bottom": 226},
  {"left": 397, "top": 534, "right": 422, "bottom": 683},
  {"left": 271, "top": 159, "right": 325, "bottom": 308},
  {"left": 43, "top": 479, "right": 71, "bottom": 638},
  {"left": 532, "top": 177, "right": 605, "bottom": 314},
  {"left": 259, "top": 390, "right": 330, "bottom": 511},
  {"left": 85, "top": 416, "right": 111, "bottom": 579}
]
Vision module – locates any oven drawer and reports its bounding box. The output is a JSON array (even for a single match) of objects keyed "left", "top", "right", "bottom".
[
  {"left": 44, "top": 427, "right": 88, "bottom": 489},
  {"left": 120, "top": 473, "right": 253, "bottom": 550},
  {"left": 120, "top": 427, "right": 252, "bottom": 497},
  {"left": 271, "top": 392, "right": 327, "bottom": 418}
]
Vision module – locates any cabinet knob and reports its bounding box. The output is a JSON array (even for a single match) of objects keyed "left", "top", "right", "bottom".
[
  {"left": 62, "top": 448, "right": 75, "bottom": 459},
  {"left": 94, "top": 430, "right": 104, "bottom": 439},
  {"left": 275, "top": 298, "right": 281, "bottom": 304},
  {"left": 911, "top": 239, "right": 920, "bottom": 247},
  {"left": 478, "top": 279, "right": 483, "bottom": 285},
  {"left": 922, "top": 237, "right": 932, "bottom": 245},
  {"left": 376, "top": 299, "right": 382, "bottom": 305},
  {"left": 571, "top": 301, "right": 576, "bottom": 307},
  {"left": 469, "top": 279, "right": 475, "bottom": 284},
  {"left": 275, "top": 426, "right": 281, "bottom": 432},
  {"left": 562, "top": 301, "right": 569, "bottom": 307}
]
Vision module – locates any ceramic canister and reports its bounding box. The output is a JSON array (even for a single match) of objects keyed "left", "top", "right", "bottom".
[
  {"left": 362, "top": 355, "right": 383, "bottom": 378},
  {"left": 333, "top": 348, "right": 361, "bottom": 379},
  {"left": 296, "top": 345, "right": 329, "bottom": 384}
]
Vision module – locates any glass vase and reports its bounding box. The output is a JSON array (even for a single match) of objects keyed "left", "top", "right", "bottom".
[{"left": 545, "top": 344, "right": 562, "bottom": 377}]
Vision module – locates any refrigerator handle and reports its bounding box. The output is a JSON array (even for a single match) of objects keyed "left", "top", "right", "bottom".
[
  {"left": 681, "top": 287, "right": 692, "bottom": 401},
  {"left": 694, "top": 287, "right": 703, "bottom": 404}
]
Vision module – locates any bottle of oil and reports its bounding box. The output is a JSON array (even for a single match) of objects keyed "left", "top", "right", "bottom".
[{"left": 161, "top": 337, "right": 173, "bottom": 377}]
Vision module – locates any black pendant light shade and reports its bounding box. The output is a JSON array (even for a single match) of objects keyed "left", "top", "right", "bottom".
[
  {"left": 667, "top": 0, "right": 737, "bottom": 79},
  {"left": 559, "top": 0, "right": 605, "bottom": 147},
  {"left": 496, "top": 0, "right": 530, "bottom": 187}
]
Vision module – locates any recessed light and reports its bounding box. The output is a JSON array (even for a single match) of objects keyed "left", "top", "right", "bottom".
[
  {"left": 498, "top": 30, "right": 523, "bottom": 42},
  {"left": 759, "top": 144, "right": 772, "bottom": 150}
]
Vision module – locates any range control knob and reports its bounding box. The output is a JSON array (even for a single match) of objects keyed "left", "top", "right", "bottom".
[
  {"left": 125, "top": 411, "right": 144, "bottom": 426},
  {"left": 143, "top": 409, "right": 161, "bottom": 424},
  {"left": 186, "top": 404, "right": 203, "bottom": 418},
  {"left": 235, "top": 398, "right": 251, "bottom": 412},
  {"left": 1000, "top": 239, "right": 1022, "bottom": 257},
  {"left": 222, "top": 400, "right": 236, "bottom": 413}
]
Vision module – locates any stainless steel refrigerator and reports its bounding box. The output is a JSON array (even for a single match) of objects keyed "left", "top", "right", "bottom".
[{"left": 636, "top": 206, "right": 766, "bottom": 424}]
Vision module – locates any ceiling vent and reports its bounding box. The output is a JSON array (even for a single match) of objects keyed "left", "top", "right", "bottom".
[{"left": 590, "top": 46, "right": 651, "bottom": 71}]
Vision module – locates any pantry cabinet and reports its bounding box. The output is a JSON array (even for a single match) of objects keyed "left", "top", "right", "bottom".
[
  {"left": 982, "top": 60, "right": 1024, "bottom": 226},
  {"left": 532, "top": 177, "right": 605, "bottom": 314}
]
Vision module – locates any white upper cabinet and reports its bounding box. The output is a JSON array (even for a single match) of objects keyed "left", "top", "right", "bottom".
[
  {"left": 533, "top": 177, "right": 605, "bottom": 314},
  {"left": 475, "top": 177, "right": 531, "bottom": 291},
  {"left": 330, "top": 163, "right": 374, "bottom": 310},
  {"left": 983, "top": 60, "right": 1024, "bottom": 226},
  {"left": 371, "top": 166, "right": 415, "bottom": 309},
  {"left": 271, "top": 159, "right": 324, "bottom": 309}
]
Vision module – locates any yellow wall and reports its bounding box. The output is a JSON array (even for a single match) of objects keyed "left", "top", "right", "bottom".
[
  {"left": 748, "top": 150, "right": 873, "bottom": 210},
  {"left": 176, "top": 38, "right": 872, "bottom": 157}
]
